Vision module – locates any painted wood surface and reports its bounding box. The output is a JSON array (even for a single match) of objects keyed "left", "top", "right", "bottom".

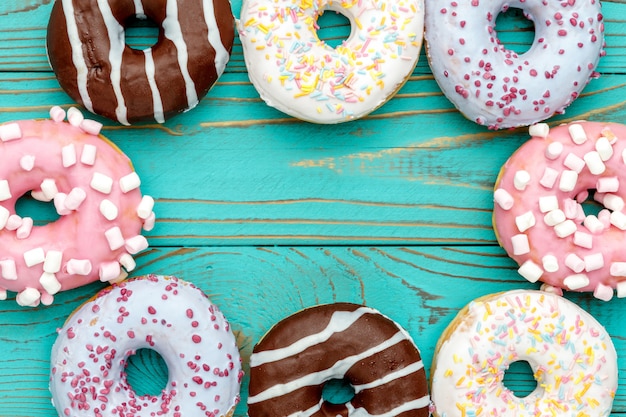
[{"left": 1, "top": 0, "right": 626, "bottom": 416}]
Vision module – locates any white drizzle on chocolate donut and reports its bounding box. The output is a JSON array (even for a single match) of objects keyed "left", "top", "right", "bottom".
[{"left": 248, "top": 303, "right": 430, "bottom": 417}]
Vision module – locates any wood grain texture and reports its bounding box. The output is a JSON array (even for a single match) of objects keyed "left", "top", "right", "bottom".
[{"left": 0, "top": 0, "right": 625, "bottom": 416}]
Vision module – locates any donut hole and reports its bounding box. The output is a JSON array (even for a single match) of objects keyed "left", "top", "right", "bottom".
[
  {"left": 125, "top": 348, "right": 169, "bottom": 397},
  {"left": 581, "top": 189, "right": 604, "bottom": 217},
  {"left": 316, "top": 10, "right": 352, "bottom": 48},
  {"left": 502, "top": 360, "right": 537, "bottom": 398},
  {"left": 15, "top": 193, "right": 60, "bottom": 225},
  {"left": 494, "top": 7, "right": 535, "bottom": 55},
  {"left": 321, "top": 378, "right": 356, "bottom": 404},
  {"left": 124, "top": 15, "right": 160, "bottom": 51}
]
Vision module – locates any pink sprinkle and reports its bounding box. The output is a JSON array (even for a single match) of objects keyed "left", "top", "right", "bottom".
[{"left": 192, "top": 335, "right": 202, "bottom": 343}]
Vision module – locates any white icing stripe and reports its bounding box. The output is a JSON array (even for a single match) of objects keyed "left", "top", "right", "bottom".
[
  {"left": 251, "top": 306, "right": 372, "bottom": 367},
  {"left": 61, "top": 0, "right": 93, "bottom": 112},
  {"left": 163, "top": 0, "right": 198, "bottom": 109},
  {"left": 202, "top": 0, "right": 229, "bottom": 76},
  {"left": 144, "top": 48, "right": 165, "bottom": 123},
  {"left": 285, "top": 399, "right": 323, "bottom": 417},
  {"left": 352, "top": 360, "right": 424, "bottom": 394},
  {"left": 248, "top": 331, "right": 407, "bottom": 404},
  {"left": 133, "top": 0, "right": 145, "bottom": 16},
  {"left": 96, "top": 0, "right": 129, "bottom": 125},
  {"left": 346, "top": 396, "right": 431, "bottom": 417}
]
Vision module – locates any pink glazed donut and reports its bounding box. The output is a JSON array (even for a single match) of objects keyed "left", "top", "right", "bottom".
[
  {"left": 494, "top": 121, "right": 626, "bottom": 301},
  {"left": 0, "top": 107, "right": 154, "bottom": 306},
  {"left": 50, "top": 275, "right": 243, "bottom": 417},
  {"left": 425, "top": 0, "right": 605, "bottom": 129}
]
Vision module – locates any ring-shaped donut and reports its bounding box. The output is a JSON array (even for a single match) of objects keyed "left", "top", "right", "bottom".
[
  {"left": 430, "top": 290, "right": 617, "bottom": 417},
  {"left": 47, "top": 0, "right": 235, "bottom": 125},
  {"left": 239, "top": 0, "right": 424, "bottom": 123},
  {"left": 424, "top": 0, "right": 605, "bottom": 129},
  {"left": 494, "top": 121, "right": 626, "bottom": 300},
  {"left": 50, "top": 275, "right": 243, "bottom": 417},
  {"left": 248, "top": 302, "right": 430, "bottom": 416},
  {"left": 0, "top": 108, "right": 153, "bottom": 307}
]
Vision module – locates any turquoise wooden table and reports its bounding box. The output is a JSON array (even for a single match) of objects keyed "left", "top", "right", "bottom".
[{"left": 1, "top": 1, "right": 626, "bottom": 416}]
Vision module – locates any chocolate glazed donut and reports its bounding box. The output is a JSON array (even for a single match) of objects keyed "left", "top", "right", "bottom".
[
  {"left": 248, "top": 303, "right": 430, "bottom": 417},
  {"left": 46, "top": 0, "right": 235, "bottom": 125}
]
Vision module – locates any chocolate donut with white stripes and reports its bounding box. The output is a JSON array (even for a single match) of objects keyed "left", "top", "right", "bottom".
[
  {"left": 248, "top": 303, "right": 430, "bottom": 417},
  {"left": 46, "top": 0, "right": 234, "bottom": 125}
]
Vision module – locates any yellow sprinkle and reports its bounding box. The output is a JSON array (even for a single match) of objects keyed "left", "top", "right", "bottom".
[{"left": 444, "top": 369, "right": 453, "bottom": 377}]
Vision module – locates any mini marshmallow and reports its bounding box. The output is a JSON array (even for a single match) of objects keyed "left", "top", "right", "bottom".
[
  {"left": 110, "top": 269, "right": 129, "bottom": 284},
  {"left": 0, "top": 290, "right": 6, "bottom": 301},
  {"left": 544, "top": 209, "right": 566, "bottom": 227},
  {"left": 49, "top": 105, "right": 66, "bottom": 122},
  {"left": 562, "top": 198, "right": 579, "bottom": 219},
  {"left": 596, "top": 136, "right": 614, "bottom": 161},
  {"left": 99, "top": 199, "right": 119, "bottom": 221},
  {"left": 44, "top": 250, "right": 63, "bottom": 274},
  {"left": 90, "top": 172, "right": 113, "bottom": 194},
  {"left": 529, "top": 123, "right": 550, "bottom": 138},
  {"left": 0, "top": 180, "right": 11, "bottom": 201},
  {"left": 120, "top": 172, "right": 141, "bottom": 193},
  {"left": 99, "top": 261, "right": 121, "bottom": 282},
  {"left": 16, "top": 287, "right": 40, "bottom": 307},
  {"left": 67, "top": 107, "right": 84, "bottom": 127},
  {"left": 545, "top": 141, "right": 563, "bottom": 160},
  {"left": 65, "top": 259, "right": 92, "bottom": 276},
  {"left": 538, "top": 195, "right": 558, "bottom": 213},
  {"left": 0, "top": 259, "right": 17, "bottom": 280},
  {"left": 610, "top": 211, "right": 626, "bottom": 230},
  {"left": 584, "top": 215, "right": 604, "bottom": 234},
  {"left": 137, "top": 195, "right": 155, "bottom": 219},
  {"left": 514, "top": 170, "right": 530, "bottom": 191},
  {"left": 54, "top": 193, "right": 72, "bottom": 216},
  {"left": 539, "top": 167, "right": 559, "bottom": 189},
  {"left": 518, "top": 260, "right": 543, "bottom": 283},
  {"left": 23, "top": 247, "right": 45, "bottom": 267},
  {"left": 80, "top": 119, "right": 103, "bottom": 136},
  {"left": 597, "top": 177, "right": 619, "bottom": 193},
  {"left": 573, "top": 231, "right": 593, "bottom": 249},
  {"left": 119, "top": 253, "right": 136, "bottom": 272},
  {"left": 610, "top": 262, "right": 626, "bottom": 277},
  {"left": 515, "top": 211, "right": 536, "bottom": 232},
  {"left": 511, "top": 234, "right": 530, "bottom": 255},
  {"left": 542, "top": 255, "right": 559, "bottom": 273},
  {"left": 6, "top": 215, "right": 22, "bottom": 231},
  {"left": 584, "top": 151, "right": 606, "bottom": 175},
  {"left": 41, "top": 178, "right": 59, "bottom": 201},
  {"left": 584, "top": 253, "right": 604, "bottom": 272},
  {"left": 16, "top": 217, "right": 33, "bottom": 239},
  {"left": 563, "top": 153, "right": 585, "bottom": 173},
  {"left": 40, "top": 293, "right": 54, "bottom": 306},
  {"left": 554, "top": 220, "right": 576, "bottom": 238},
  {"left": 559, "top": 170, "right": 578, "bottom": 192},
  {"left": 143, "top": 211, "right": 156, "bottom": 232},
  {"left": 125, "top": 235, "right": 148, "bottom": 254},
  {"left": 539, "top": 283, "right": 563, "bottom": 296},
  {"left": 104, "top": 227, "right": 125, "bottom": 251},
  {"left": 0, "top": 122, "right": 22, "bottom": 142},
  {"left": 575, "top": 190, "right": 589, "bottom": 203},
  {"left": 39, "top": 272, "right": 62, "bottom": 295},
  {"left": 31, "top": 191, "right": 49, "bottom": 202},
  {"left": 603, "top": 194, "right": 624, "bottom": 212},
  {"left": 81, "top": 144, "right": 97, "bottom": 165},
  {"left": 20, "top": 155, "right": 35, "bottom": 171},
  {"left": 568, "top": 123, "right": 587, "bottom": 144},
  {"left": 0, "top": 206, "right": 8, "bottom": 230},
  {"left": 62, "top": 144, "right": 77, "bottom": 167},
  {"left": 617, "top": 281, "right": 626, "bottom": 298},
  {"left": 494, "top": 189, "right": 514, "bottom": 210},
  {"left": 565, "top": 253, "right": 585, "bottom": 273},
  {"left": 593, "top": 283, "right": 614, "bottom": 302},
  {"left": 563, "top": 274, "right": 590, "bottom": 290},
  {"left": 64, "top": 187, "right": 87, "bottom": 211}
]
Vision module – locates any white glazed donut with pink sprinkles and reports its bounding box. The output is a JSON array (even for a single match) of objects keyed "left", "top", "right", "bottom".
[
  {"left": 50, "top": 275, "right": 243, "bottom": 417},
  {"left": 424, "top": 0, "right": 605, "bottom": 129},
  {"left": 430, "top": 290, "right": 617, "bottom": 417},
  {"left": 239, "top": 0, "right": 424, "bottom": 123}
]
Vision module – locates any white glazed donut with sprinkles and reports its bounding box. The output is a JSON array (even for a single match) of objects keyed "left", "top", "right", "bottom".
[
  {"left": 239, "top": 0, "right": 424, "bottom": 123},
  {"left": 50, "top": 275, "right": 243, "bottom": 417},
  {"left": 424, "top": 0, "right": 605, "bottom": 129},
  {"left": 430, "top": 290, "right": 617, "bottom": 417},
  {"left": 0, "top": 108, "right": 153, "bottom": 307}
]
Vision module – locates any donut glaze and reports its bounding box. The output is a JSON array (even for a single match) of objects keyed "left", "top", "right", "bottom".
[
  {"left": 494, "top": 121, "right": 626, "bottom": 300},
  {"left": 430, "top": 290, "right": 617, "bottom": 417},
  {"left": 47, "top": 0, "right": 235, "bottom": 125},
  {"left": 239, "top": 0, "right": 424, "bottom": 123},
  {"left": 425, "top": 0, "right": 605, "bottom": 129},
  {"left": 0, "top": 110, "right": 153, "bottom": 306},
  {"left": 248, "top": 303, "right": 430, "bottom": 417},
  {"left": 50, "top": 275, "right": 243, "bottom": 417}
]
